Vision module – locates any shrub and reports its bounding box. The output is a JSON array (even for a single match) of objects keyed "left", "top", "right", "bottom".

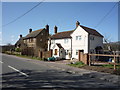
[{"left": 15, "top": 48, "right": 21, "bottom": 52}]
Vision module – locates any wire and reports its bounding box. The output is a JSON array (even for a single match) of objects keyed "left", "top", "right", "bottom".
[
  {"left": 2, "top": 0, "right": 45, "bottom": 27},
  {"left": 95, "top": 2, "right": 118, "bottom": 28}
]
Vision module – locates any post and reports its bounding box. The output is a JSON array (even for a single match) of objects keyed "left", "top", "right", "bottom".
[
  {"left": 89, "top": 54, "right": 91, "bottom": 66},
  {"left": 78, "top": 50, "right": 80, "bottom": 61},
  {"left": 114, "top": 55, "right": 116, "bottom": 70}
]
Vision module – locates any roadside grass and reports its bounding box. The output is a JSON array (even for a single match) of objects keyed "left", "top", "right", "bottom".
[
  {"left": 99, "top": 64, "right": 120, "bottom": 69},
  {"left": 68, "top": 61, "right": 86, "bottom": 68},
  {"left": 15, "top": 54, "right": 43, "bottom": 61},
  {"left": 68, "top": 61, "right": 120, "bottom": 69},
  {"left": 3, "top": 51, "right": 44, "bottom": 61}
]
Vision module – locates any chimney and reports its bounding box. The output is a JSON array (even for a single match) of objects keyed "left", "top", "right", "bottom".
[
  {"left": 45, "top": 24, "right": 49, "bottom": 34},
  {"left": 20, "top": 34, "right": 22, "bottom": 38},
  {"left": 29, "top": 28, "right": 32, "bottom": 33},
  {"left": 76, "top": 21, "right": 80, "bottom": 27},
  {"left": 54, "top": 26, "right": 57, "bottom": 34}
]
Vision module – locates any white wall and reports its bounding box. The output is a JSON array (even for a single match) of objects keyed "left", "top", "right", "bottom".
[
  {"left": 49, "top": 26, "right": 103, "bottom": 59},
  {"left": 71, "top": 26, "right": 88, "bottom": 59},
  {"left": 50, "top": 38, "right": 72, "bottom": 59}
]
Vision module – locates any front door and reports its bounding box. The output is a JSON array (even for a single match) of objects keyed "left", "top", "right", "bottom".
[
  {"left": 60, "top": 49, "right": 65, "bottom": 59},
  {"left": 55, "top": 49, "right": 57, "bottom": 55}
]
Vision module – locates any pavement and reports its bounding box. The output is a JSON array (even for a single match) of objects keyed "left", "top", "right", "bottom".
[{"left": 1, "top": 53, "right": 120, "bottom": 89}]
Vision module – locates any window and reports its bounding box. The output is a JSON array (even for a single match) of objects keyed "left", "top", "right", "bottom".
[
  {"left": 76, "top": 36, "right": 81, "bottom": 40},
  {"left": 51, "top": 40, "right": 55, "bottom": 44},
  {"left": 41, "top": 33, "right": 43, "bottom": 35},
  {"left": 76, "top": 50, "right": 78, "bottom": 55},
  {"left": 65, "top": 50, "right": 69, "bottom": 55},
  {"left": 40, "top": 39, "right": 42, "bottom": 41},
  {"left": 64, "top": 39, "right": 69, "bottom": 43},
  {"left": 31, "top": 38, "right": 33, "bottom": 42},
  {"left": 90, "top": 36, "right": 94, "bottom": 40}
]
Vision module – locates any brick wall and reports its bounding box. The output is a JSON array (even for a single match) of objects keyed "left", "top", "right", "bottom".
[{"left": 78, "top": 50, "right": 89, "bottom": 65}]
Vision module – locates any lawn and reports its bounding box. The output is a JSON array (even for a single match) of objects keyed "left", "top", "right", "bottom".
[
  {"left": 68, "top": 61, "right": 120, "bottom": 75},
  {"left": 68, "top": 61, "right": 86, "bottom": 67}
]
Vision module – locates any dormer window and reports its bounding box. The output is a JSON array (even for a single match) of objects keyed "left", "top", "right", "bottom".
[{"left": 76, "top": 35, "right": 81, "bottom": 40}]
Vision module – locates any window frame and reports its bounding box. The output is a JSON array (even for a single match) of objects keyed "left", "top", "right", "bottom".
[
  {"left": 76, "top": 35, "right": 82, "bottom": 40},
  {"left": 64, "top": 39, "right": 69, "bottom": 44}
]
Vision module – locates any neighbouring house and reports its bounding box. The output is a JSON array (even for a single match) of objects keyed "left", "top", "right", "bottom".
[
  {"left": 48, "top": 21, "right": 103, "bottom": 59},
  {"left": 15, "top": 35, "right": 26, "bottom": 50},
  {"left": 15, "top": 25, "right": 49, "bottom": 57}
]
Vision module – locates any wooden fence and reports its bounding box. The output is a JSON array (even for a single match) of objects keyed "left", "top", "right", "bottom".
[{"left": 88, "top": 54, "right": 120, "bottom": 70}]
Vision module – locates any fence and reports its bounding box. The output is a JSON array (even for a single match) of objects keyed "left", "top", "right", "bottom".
[
  {"left": 78, "top": 50, "right": 120, "bottom": 70},
  {"left": 88, "top": 54, "right": 120, "bottom": 70},
  {"left": 22, "top": 47, "right": 34, "bottom": 56}
]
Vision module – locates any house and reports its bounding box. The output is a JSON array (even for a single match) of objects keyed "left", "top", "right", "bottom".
[
  {"left": 15, "top": 25, "right": 49, "bottom": 57},
  {"left": 15, "top": 35, "right": 26, "bottom": 50},
  {"left": 48, "top": 21, "right": 103, "bottom": 59}
]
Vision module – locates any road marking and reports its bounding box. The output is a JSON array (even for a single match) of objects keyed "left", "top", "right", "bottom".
[
  {"left": 0, "top": 61, "right": 3, "bottom": 64},
  {"left": 8, "top": 65, "right": 29, "bottom": 77}
]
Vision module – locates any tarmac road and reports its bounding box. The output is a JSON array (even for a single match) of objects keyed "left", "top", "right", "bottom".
[{"left": 0, "top": 54, "right": 119, "bottom": 89}]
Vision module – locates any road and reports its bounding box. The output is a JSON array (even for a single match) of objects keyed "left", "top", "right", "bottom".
[{"left": 0, "top": 54, "right": 119, "bottom": 89}]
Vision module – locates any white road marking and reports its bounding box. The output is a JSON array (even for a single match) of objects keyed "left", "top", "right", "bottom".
[
  {"left": 8, "top": 65, "right": 29, "bottom": 77},
  {"left": 0, "top": 61, "right": 3, "bottom": 64}
]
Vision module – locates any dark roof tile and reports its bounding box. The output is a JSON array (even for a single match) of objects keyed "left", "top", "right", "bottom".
[
  {"left": 51, "top": 30, "right": 74, "bottom": 39},
  {"left": 24, "top": 28, "right": 45, "bottom": 39},
  {"left": 80, "top": 25, "right": 103, "bottom": 37},
  {"left": 50, "top": 25, "right": 103, "bottom": 39}
]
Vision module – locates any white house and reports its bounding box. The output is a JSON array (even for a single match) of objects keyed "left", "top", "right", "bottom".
[{"left": 48, "top": 21, "right": 103, "bottom": 59}]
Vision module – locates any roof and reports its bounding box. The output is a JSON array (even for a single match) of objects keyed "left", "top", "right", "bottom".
[
  {"left": 50, "top": 25, "right": 103, "bottom": 39},
  {"left": 24, "top": 28, "right": 45, "bottom": 39},
  {"left": 80, "top": 25, "right": 103, "bottom": 37},
  {"left": 56, "top": 43, "right": 63, "bottom": 49},
  {"left": 50, "top": 30, "right": 74, "bottom": 39},
  {"left": 15, "top": 37, "right": 24, "bottom": 45}
]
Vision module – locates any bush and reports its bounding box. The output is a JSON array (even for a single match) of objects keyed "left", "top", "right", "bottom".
[{"left": 15, "top": 48, "right": 21, "bottom": 52}]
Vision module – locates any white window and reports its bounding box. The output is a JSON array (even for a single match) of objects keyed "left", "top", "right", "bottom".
[
  {"left": 76, "top": 35, "right": 81, "bottom": 40},
  {"left": 76, "top": 36, "right": 82, "bottom": 40},
  {"left": 51, "top": 40, "right": 55, "bottom": 44},
  {"left": 65, "top": 50, "right": 69, "bottom": 55},
  {"left": 76, "top": 50, "right": 79, "bottom": 55},
  {"left": 64, "top": 39, "right": 69, "bottom": 43}
]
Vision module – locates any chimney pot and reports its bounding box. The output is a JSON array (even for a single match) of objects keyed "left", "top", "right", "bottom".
[
  {"left": 29, "top": 28, "right": 32, "bottom": 33},
  {"left": 46, "top": 24, "right": 49, "bottom": 34},
  {"left": 54, "top": 26, "right": 57, "bottom": 34},
  {"left": 76, "top": 21, "right": 80, "bottom": 27},
  {"left": 20, "top": 34, "right": 22, "bottom": 38}
]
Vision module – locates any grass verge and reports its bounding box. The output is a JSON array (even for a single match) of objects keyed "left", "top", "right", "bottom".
[
  {"left": 68, "top": 61, "right": 86, "bottom": 67},
  {"left": 15, "top": 54, "right": 43, "bottom": 61}
]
